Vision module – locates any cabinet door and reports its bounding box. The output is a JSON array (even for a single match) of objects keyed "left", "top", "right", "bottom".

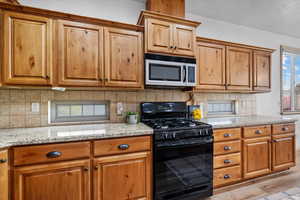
[
  {"left": 253, "top": 51, "right": 271, "bottom": 91},
  {"left": 14, "top": 160, "right": 91, "bottom": 200},
  {"left": 0, "top": 150, "right": 9, "bottom": 200},
  {"left": 94, "top": 152, "right": 151, "bottom": 200},
  {"left": 226, "top": 47, "right": 252, "bottom": 91},
  {"left": 243, "top": 137, "right": 271, "bottom": 179},
  {"left": 196, "top": 42, "right": 226, "bottom": 90},
  {"left": 173, "top": 24, "right": 196, "bottom": 57},
  {"left": 57, "top": 20, "right": 103, "bottom": 86},
  {"left": 272, "top": 133, "right": 295, "bottom": 171},
  {"left": 3, "top": 11, "right": 52, "bottom": 85},
  {"left": 146, "top": 18, "right": 173, "bottom": 54},
  {"left": 104, "top": 28, "right": 143, "bottom": 88}
]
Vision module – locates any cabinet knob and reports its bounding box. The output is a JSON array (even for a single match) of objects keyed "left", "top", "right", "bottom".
[
  {"left": 224, "top": 159, "right": 232, "bottom": 164},
  {"left": 94, "top": 165, "right": 99, "bottom": 170},
  {"left": 174, "top": 46, "right": 177, "bottom": 49},
  {"left": 224, "top": 133, "right": 232, "bottom": 138},
  {"left": 0, "top": 159, "right": 7, "bottom": 164},
  {"left": 224, "top": 174, "right": 231, "bottom": 179},
  {"left": 255, "top": 130, "right": 262, "bottom": 134},
  {"left": 84, "top": 167, "right": 89, "bottom": 172},
  {"left": 282, "top": 127, "right": 289, "bottom": 131},
  {"left": 46, "top": 151, "right": 62, "bottom": 159},
  {"left": 170, "top": 46, "right": 174, "bottom": 49},
  {"left": 118, "top": 144, "right": 130, "bottom": 150},
  {"left": 224, "top": 146, "right": 232, "bottom": 151}
]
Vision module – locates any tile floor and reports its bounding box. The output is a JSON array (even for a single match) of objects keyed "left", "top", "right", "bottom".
[{"left": 208, "top": 151, "right": 300, "bottom": 200}]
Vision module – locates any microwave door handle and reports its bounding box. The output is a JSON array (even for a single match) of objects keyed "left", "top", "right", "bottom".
[{"left": 183, "top": 66, "right": 187, "bottom": 83}]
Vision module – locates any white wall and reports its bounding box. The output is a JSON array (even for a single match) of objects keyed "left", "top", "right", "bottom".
[{"left": 18, "top": 0, "right": 300, "bottom": 148}]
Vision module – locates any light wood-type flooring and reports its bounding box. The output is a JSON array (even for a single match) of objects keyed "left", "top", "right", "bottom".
[{"left": 207, "top": 150, "right": 300, "bottom": 200}]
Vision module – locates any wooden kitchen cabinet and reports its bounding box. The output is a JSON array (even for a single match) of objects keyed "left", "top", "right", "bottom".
[
  {"left": 14, "top": 159, "right": 91, "bottom": 200},
  {"left": 3, "top": 11, "right": 52, "bottom": 85},
  {"left": 94, "top": 151, "right": 151, "bottom": 200},
  {"left": 226, "top": 46, "right": 253, "bottom": 91},
  {"left": 104, "top": 28, "right": 143, "bottom": 88},
  {"left": 243, "top": 136, "right": 272, "bottom": 179},
  {"left": 196, "top": 42, "right": 226, "bottom": 90},
  {"left": 272, "top": 133, "right": 296, "bottom": 171},
  {"left": 253, "top": 51, "right": 272, "bottom": 91},
  {"left": 139, "top": 11, "right": 200, "bottom": 57},
  {"left": 57, "top": 20, "right": 104, "bottom": 86},
  {"left": 0, "top": 150, "right": 9, "bottom": 200}
]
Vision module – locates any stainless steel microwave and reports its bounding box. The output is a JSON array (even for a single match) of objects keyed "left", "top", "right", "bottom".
[{"left": 145, "top": 54, "right": 197, "bottom": 87}]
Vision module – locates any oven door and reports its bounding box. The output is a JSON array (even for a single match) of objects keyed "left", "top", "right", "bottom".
[
  {"left": 154, "top": 136, "right": 213, "bottom": 200},
  {"left": 145, "top": 59, "right": 184, "bottom": 86}
]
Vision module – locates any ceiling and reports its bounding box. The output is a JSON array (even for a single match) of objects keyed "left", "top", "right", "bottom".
[{"left": 134, "top": 0, "right": 300, "bottom": 38}]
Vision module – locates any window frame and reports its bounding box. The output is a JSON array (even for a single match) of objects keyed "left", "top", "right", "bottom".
[
  {"left": 280, "top": 45, "right": 300, "bottom": 115},
  {"left": 49, "top": 100, "right": 110, "bottom": 124},
  {"left": 207, "top": 100, "right": 237, "bottom": 117}
]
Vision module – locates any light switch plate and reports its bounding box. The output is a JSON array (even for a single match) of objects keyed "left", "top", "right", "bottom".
[
  {"left": 117, "top": 102, "right": 124, "bottom": 116},
  {"left": 31, "top": 102, "right": 40, "bottom": 113}
]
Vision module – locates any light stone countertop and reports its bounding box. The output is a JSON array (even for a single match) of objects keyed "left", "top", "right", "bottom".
[
  {"left": 199, "top": 115, "right": 297, "bottom": 129},
  {"left": 0, "top": 123, "right": 153, "bottom": 149}
]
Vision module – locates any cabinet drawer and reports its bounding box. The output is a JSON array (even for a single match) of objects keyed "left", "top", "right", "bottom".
[
  {"left": 214, "top": 153, "right": 241, "bottom": 169},
  {"left": 214, "top": 128, "right": 241, "bottom": 142},
  {"left": 243, "top": 125, "right": 271, "bottom": 138},
  {"left": 13, "top": 142, "right": 91, "bottom": 166},
  {"left": 214, "top": 140, "right": 241, "bottom": 156},
  {"left": 272, "top": 123, "right": 295, "bottom": 135},
  {"left": 94, "top": 136, "right": 151, "bottom": 157},
  {"left": 214, "top": 165, "right": 241, "bottom": 187}
]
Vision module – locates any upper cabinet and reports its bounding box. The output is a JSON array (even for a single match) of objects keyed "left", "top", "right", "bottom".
[
  {"left": 3, "top": 11, "right": 52, "bottom": 86},
  {"left": 104, "top": 28, "right": 143, "bottom": 88},
  {"left": 226, "top": 46, "right": 252, "bottom": 91},
  {"left": 57, "top": 20, "right": 104, "bottom": 87},
  {"left": 146, "top": 0, "right": 185, "bottom": 18},
  {"left": 253, "top": 51, "right": 272, "bottom": 91},
  {"left": 138, "top": 10, "right": 200, "bottom": 57},
  {"left": 195, "top": 38, "right": 274, "bottom": 93}
]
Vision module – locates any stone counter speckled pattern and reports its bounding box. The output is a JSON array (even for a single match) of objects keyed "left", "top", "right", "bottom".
[
  {"left": 0, "top": 123, "right": 153, "bottom": 149},
  {"left": 199, "top": 115, "right": 297, "bottom": 129}
]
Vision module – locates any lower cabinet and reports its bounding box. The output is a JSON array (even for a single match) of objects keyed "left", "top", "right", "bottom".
[
  {"left": 272, "top": 133, "right": 296, "bottom": 171},
  {"left": 0, "top": 150, "right": 9, "bottom": 200},
  {"left": 243, "top": 136, "right": 272, "bottom": 179},
  {"left": 14, "top": 160, "right": 91, "bottom": 200},
  {"left": 94, "top": 151, "right": 151, "bottom": 200}
]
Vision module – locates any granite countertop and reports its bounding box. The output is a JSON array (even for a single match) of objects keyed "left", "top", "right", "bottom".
[
  {"left": 200, "top": 115, "right": 297, "bottom": 129},
  {"left": 0, "top": 123, "right": 153, "bottom": 149}
]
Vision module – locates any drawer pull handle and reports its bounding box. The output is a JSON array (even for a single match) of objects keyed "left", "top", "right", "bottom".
[
  {"left": 0, "top": 159, "right": 7, "bottom": 164},
  {"left": 118, "top": 144, "right": 130, "bottom": 150},
  {"left": 282, "top": 127, "right": 289, "bottom": 131},
  {"left": 224, "top": 159, "right": 232, "bottom": 164},
  {"left": 224, "top": 133, "right": 232, "bottom": 137},
  {"left": 255, "top": 130, "right": 262, "bottom": 134},
  {"left": 224, "top": 146, "right": 232, "bottom": 151},
  {"left": 224, "top": 174, "right": 231, "bottom": 179},
  {"left": 46, "top": 151, "right": 62, "bottom": 158}
]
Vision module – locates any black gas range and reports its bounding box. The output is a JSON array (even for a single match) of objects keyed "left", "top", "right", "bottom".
[{"left": 141, "top": 102, "right": 213, "bottom": 200}]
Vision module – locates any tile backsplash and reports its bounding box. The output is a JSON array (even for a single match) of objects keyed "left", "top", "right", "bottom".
[{"left": 0, "top": 89, "right": 256, "bottom": 128}]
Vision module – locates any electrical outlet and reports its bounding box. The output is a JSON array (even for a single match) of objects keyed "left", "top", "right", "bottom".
[
  {"left": 117, "top": 102, "right": 124, "bottom": 116},
  {"left": 31, "top": 102, "right": 40, "bottom": 113}
]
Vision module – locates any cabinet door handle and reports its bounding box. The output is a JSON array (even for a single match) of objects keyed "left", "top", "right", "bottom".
[
  {"left": 46, "top": 151, "right": 62, "bottom": 158},
  {"left": 118, "top": 144, "right": 130, "bottom": 150},
  {"left": 224, "top": 133, "right": 232, "bottom": 137},
  {"left": 94, "top": 165, "right": 99, "bottom": 170},
  {"left": 0, "top": 159, "right": 7, "bottom": 164},
  {"left": 282, "top": 127, "right": 289, "bottom": 131},
  {"left": 174, "top": 46, "right": 177, "bottom": 49},
  {"left": 224, "top": 159, "right": 232, "bottom": 164},
  {"left": 83, "top": 167, "right": 89, "bottom": 172},
  {"left": 224, "top": 146, "right": 232, "bottom": 151},
  {"left": 224, "top": 174, "right": 231, "bottom": 179},
  {"left": 255, "top": 130, "right": 262, "bottom": 134}
]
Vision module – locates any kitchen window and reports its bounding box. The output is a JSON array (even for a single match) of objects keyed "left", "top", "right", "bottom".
[
  {"left": 281, "top": 45, "right": 300, "bottom": 114},
  {"left": 50, "top": 101, "right": 109, "bottom": 123},
  {"left": 207, "top": 100, "right": 237, "bottom": 116}
]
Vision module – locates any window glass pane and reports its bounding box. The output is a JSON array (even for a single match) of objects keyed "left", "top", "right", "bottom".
[
  {"left": 95, "top": 105, "right": 106, "bottom": 116},
  {"left": 57, "top": 105, "right": 70, "bottom": 117},
  {"left": 70, "top": 105, "right": 82, "bottom": 116},
  {"left": 282, "top": 53, "right": 292, "bottom": 112},
  {"left": 83, "top": 105, "right": 94, "bottom": 116},
  {"left": 207, "top": 101, "right": 236, "bottom": 115}
]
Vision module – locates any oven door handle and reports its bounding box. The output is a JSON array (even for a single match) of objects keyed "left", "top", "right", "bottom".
[
  {"left": 156, "top": 138, "right": 213, "bottom": 149},
  {"left": 183, "top": 65, "right": 187, "bottom": 83}
]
